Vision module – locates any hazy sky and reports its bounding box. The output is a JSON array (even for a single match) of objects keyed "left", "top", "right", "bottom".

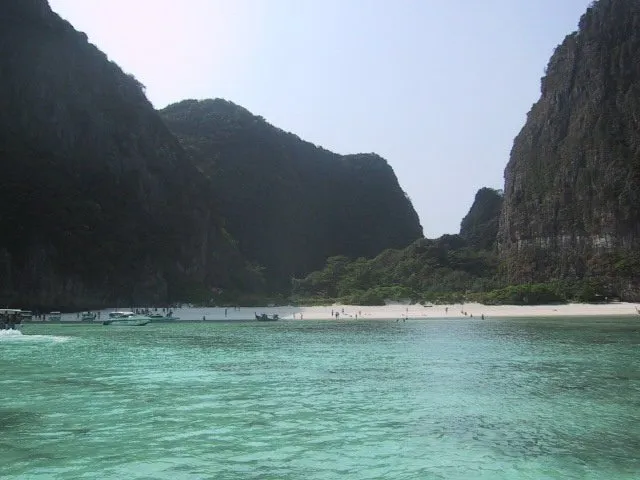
[{"left": 49, "top": 0, "right": 592, "bottom": 238}]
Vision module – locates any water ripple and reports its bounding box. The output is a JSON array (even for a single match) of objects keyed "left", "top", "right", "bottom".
[{"left": 1, "top": 319, "right": 639, "bottom": 479}]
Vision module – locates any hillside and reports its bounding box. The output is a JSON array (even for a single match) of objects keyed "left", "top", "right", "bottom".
[
  {"left": 0, "top": 0, "right": 257, "bottom": 309},
  {"left": 498, "top": 0, "right": 640, "bottom": 300},
  {"left": 161, "top": 99, "right": 423, "bottom": 289},
  {"left": 460, "top": 188, "right": 503, "bottom": 251},
  {"left": 291, "top": 235, "right": 499, "bottom": 305}
]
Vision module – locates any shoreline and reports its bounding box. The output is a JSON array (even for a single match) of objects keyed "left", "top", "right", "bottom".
[
  {"left": 24, "top": 302, "right": 640, "bottom": 323},
  {"left": 287, "top": 302, "right": 640, "bottom": 320}
]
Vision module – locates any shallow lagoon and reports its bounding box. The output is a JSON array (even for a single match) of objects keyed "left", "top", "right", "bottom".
[{"left": 1, "top": 317, "right": 639, "bottom": 479}]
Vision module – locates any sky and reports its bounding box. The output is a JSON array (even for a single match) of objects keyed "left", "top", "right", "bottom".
[{"left": 49, "top": 0, "right": 593, "bottom": 238}]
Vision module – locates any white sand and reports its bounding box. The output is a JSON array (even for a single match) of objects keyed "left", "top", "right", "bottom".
[{"left": 279, "top": 302, "right": 640, "bottom": 320}]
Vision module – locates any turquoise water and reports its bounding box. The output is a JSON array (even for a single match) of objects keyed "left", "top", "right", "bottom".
[{"left": 1, "top": 317, "right": 639, "bottom": 479}]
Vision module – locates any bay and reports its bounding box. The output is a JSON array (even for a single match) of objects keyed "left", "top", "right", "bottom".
[{"left": 1, "top": 316, "right": 639, "bottom": 479}]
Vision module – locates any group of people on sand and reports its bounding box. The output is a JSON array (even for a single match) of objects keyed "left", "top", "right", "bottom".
[
  {"left": 443, "top": 305, "right": 484, "bottom": 319},
  {"left": 329, "top": 308, "right": 363, "bottom": 319},
  {"left": 459, "top": 310, "right": 485, "bottom": 320}
]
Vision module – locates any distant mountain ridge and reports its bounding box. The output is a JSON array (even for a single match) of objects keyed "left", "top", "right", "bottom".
[{"left": 161, "top": 99, "right": 423, "bottom": 289}]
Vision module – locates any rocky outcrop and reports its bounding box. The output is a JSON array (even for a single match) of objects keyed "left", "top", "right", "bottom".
[
  {"left": 161, "top": 99, "right": 423, "bottom": 289},
  {"left": 498, "top": 0, "right": 640, "bottom": 299},
  {"left": 0, "top": 0, "right": 254, "bottom": 309},
  {"left": 460, "top": 188, "right": 503, "bottom": 250}
]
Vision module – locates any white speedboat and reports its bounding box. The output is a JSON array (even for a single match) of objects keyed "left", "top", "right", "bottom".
[
  {"left": 102, "top": 312, "right": 150, "bottom": 326},
  {"left": 49, "top": 311, "right": 62, "bottom": 322}
]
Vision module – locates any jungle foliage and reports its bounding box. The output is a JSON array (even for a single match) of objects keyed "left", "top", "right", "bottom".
[{"left": 291, "top": 235, "right": 502, "bottom": 305}]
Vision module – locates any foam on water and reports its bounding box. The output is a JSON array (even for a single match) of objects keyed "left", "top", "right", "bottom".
[{"left": 0, "top": 329, "right": 70, "bottom": 343}]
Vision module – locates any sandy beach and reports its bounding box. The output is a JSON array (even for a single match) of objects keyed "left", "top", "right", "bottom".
[
  {"left": 30, "top": 302, "right": 640, "bottom": 324},
  {"left": 272, "top": 302, "right": 640, "bottom": 320}
]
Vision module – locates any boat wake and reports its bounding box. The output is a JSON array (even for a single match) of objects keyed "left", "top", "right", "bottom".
[{"left": 0, "top": 330, "right": 71, "bottom": 343}]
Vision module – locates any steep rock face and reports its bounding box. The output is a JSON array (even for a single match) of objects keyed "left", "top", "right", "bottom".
[
  {"left": 498, "top": 0, "right": 640, "bottom": 299},
  {"left": 460, "top": 188, "right": 503, "bottom": 250},
  {"left": 160, "top": 99, "right": 423, "bottom": 288},
  {"left": 0, "top": 1, "right": 251, "bottom": 308}
]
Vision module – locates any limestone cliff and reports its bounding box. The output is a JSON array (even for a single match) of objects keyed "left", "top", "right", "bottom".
[
  {"left": 498, "top": 0, "right": 640, "bottom": 299},
  {"left": 161, "top": 99, "right": 423, "bottom": 290},
  {"left": 460, "top": 188, "right": 503, "bottom": 251},
  {"left": 0, "top": 0, "right": 254, "bottom": 308}
]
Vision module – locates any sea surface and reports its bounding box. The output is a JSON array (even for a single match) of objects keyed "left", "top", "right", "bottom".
[{"left": 1, "top": 315, "right": 639, "bottom": 479}]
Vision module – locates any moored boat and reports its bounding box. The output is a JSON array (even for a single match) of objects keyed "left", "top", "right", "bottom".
[
  {"left": 148, "top": 311, "right": 180, "bottom": 322},
  {"left": 102, "top": 312, "right": 150, "bottom": 326},
  {"left": 81, "top": 311, "right": 97, "bottom": 321},
  {"left": 255, "top": 313, "right": 279, "bottom": 321},
  {"left": 0, "top": 308, "right": 23, "bottom": 330}
]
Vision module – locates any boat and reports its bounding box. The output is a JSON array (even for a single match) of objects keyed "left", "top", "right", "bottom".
[
  {"left": 255, "top": 313, "right": 279, "bottom": 321},
  {"left": 102, "top": 312, "right": 151, "bottom": 326},
  {"left": 148, "top": 311, "right": 180, "bottom": 322},
  {"left": 81, "top": 311, "right": 97, "bottom": 321},
  {"left": 49, "top": 311, "right": 62, "bottom": 322},
  {"left": 0, "top": 308, "right": 23, "bottom": 330}
]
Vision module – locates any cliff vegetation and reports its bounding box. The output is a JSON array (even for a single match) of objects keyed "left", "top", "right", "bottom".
[
  {"left": 291, "top": 234, "right": 500, "bottom": 305},
  {"left": 160, "top": 99, "right": 423, "bottom": 291},
  {"left": 498, "top": 0, "right": 640, "bottom": 300},
  {"left": 0, "top": 0, "right": 260, "bottom": 309}
]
